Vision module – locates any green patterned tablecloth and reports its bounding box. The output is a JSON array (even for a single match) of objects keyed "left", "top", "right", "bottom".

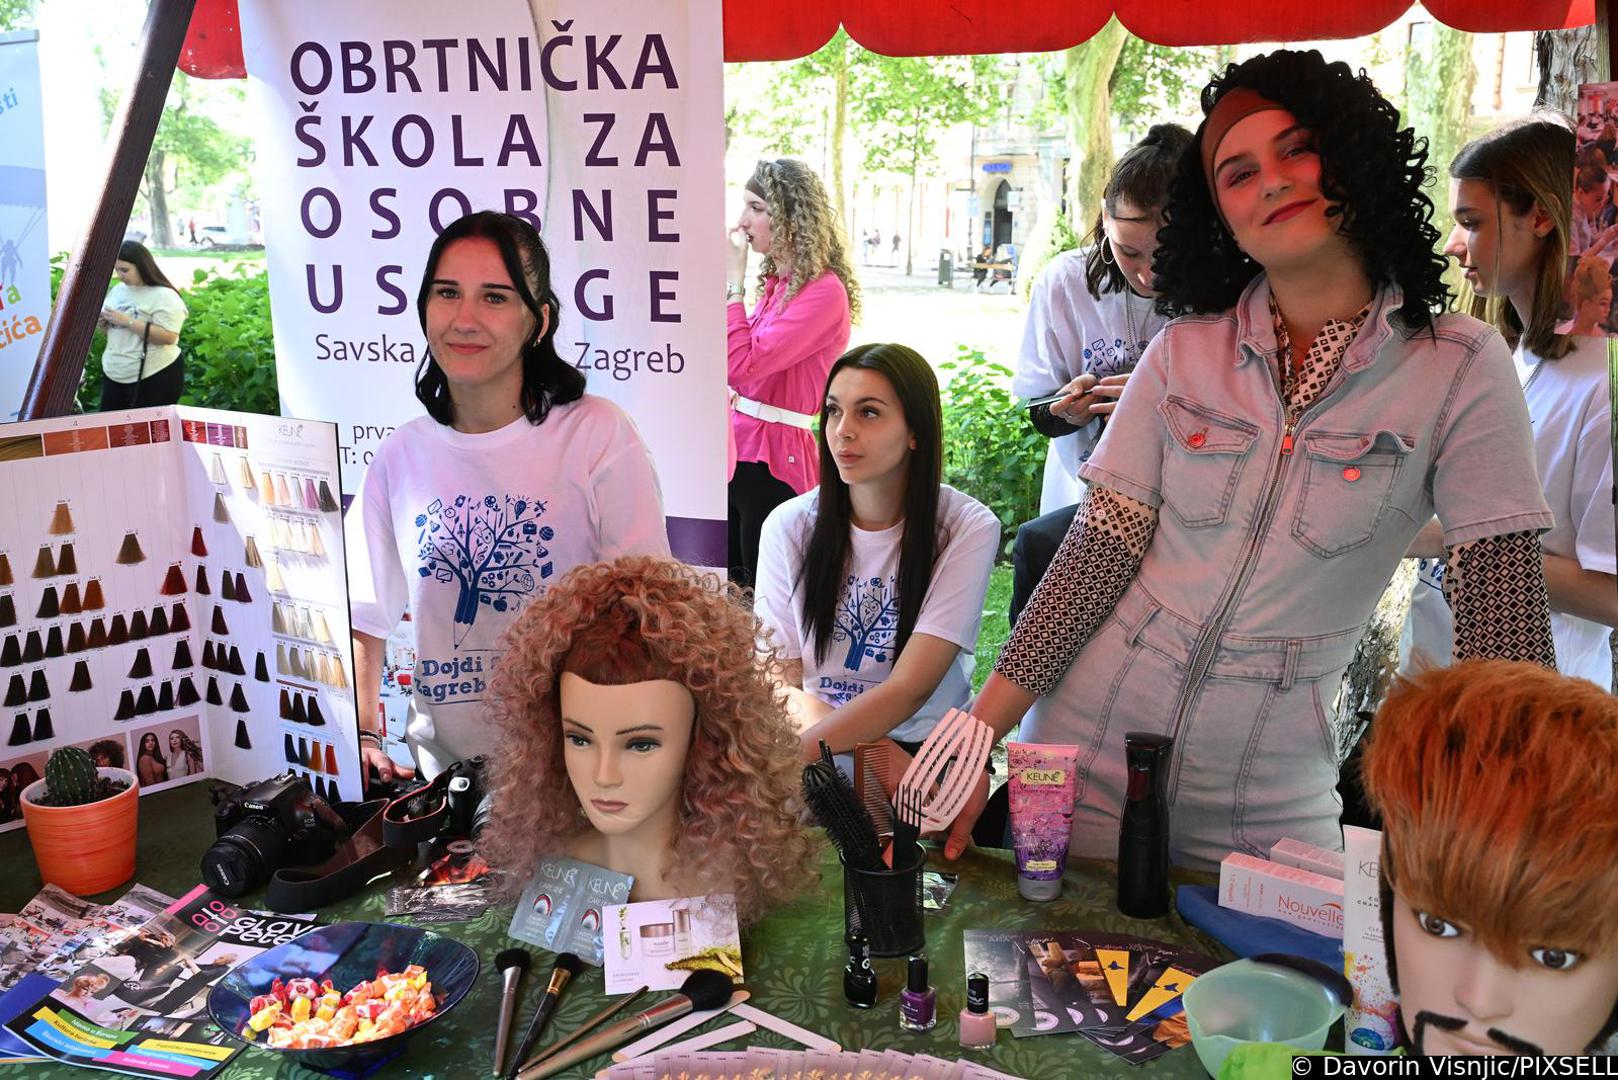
[{"left": 0, "top": 784, "right": 1229, "bottom": 1078}]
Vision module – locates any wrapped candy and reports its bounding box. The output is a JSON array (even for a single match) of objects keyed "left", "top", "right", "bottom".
[{"left": 247, "top": 966, "right": 441, "bottom": 1049}]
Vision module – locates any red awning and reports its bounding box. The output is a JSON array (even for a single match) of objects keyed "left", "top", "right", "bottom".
[{"left": 181, "top": 0, "right": 1592, "bottom": 76}]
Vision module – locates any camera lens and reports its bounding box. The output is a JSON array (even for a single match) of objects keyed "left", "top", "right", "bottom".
[{"left": 200, "top": 818, "right": 290, "bottom": 897}]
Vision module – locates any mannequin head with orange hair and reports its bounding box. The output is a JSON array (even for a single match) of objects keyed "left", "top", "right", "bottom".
[
  {"left": 1363, "top": 660, "right": 1618, "bottom": 1055},
  {"left": 478, "top": 555, "right": 818, "bottom": 925}
]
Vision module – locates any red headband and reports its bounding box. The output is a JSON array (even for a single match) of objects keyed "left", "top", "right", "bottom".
[{"left": 1199, "top": 87, "right": 1286, "bottom": 195}]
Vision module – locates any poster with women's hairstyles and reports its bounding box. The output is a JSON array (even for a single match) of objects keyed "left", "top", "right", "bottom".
[
  {"left": 237, "top": 0, "right": 727, "bottom": 565},
  {"left": 1561, "top": 82, "right": 1618, "bottom": 336}
]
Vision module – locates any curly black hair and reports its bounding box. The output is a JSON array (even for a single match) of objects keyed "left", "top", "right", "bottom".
[{"left": 1152, "top": 50, "right": 1451, "bottom": 331}]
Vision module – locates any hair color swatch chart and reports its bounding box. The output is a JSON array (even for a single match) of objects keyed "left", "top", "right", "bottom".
[{"left": 0, "top": 405, "right": 360, "bottom": 830}]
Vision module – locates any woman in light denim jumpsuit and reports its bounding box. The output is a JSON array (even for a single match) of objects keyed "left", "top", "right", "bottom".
[{"left": 953, "top": 51, "right": 1557, "bottom": 872}]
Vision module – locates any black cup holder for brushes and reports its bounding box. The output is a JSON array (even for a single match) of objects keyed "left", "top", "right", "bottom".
[{"left": 842, "top": 840, "right": 925, "bottom": 958}]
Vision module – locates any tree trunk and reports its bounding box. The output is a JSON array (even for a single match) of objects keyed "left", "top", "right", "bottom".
[
  {"left": 1063, "top": 16, "right": 1128, "bottom": 226},
  {"left": 1425, "top": 27, "right": 1478, "bottom": 229},
  {"left": 145, "top": 151, "right": 174, "bottom": 249},
  {"left": 453, "top": 577, "right": 479, "bottom": 626},
  {"left": 905, "top": 117, "right": 919, "bottom": 277},
  {"left": 831, "top": 33, "right": 849, "bottom": 240},
  {"left": 1535, "top": 24, "right": 1605, "bottom": 112}
]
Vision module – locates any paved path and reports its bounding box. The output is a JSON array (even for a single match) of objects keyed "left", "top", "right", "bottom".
[{"left": 848, "top": 264, "right": 1028, "bottom": 385}]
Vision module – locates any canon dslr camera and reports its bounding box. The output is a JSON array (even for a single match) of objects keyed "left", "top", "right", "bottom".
[{"left": 201, "top": 773, "right": 350, "bottom": 897}]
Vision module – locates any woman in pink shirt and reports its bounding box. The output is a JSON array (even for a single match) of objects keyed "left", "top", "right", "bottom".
[{"left": 727, "top": 158, "right": 859, "bottom": 586}]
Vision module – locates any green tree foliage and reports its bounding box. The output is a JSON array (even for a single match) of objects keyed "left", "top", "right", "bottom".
[
  {"left": 1022, "top": 32, "right": 1213, "bottom": 291},
  {"left": 851, "top": 53, "right": 1002, "bottom": 275},
  {"left": 58, "top": 255, "right": 279, "bottom": 415},
  {"left": 939, "top": 347, "right": 1046, "bottom": 554},
  {"left": 102, "top": 72, "right": 251, "bottom": 248},
  {"left": 0, "top": 0, "right": 33, "bottom": 30},
  {"left": 1109, "top": 36, "right": 1219, "bottom": 141},
  {"left": 726, "top": 31, "right": 855, "bottom": 228},
  {"left": 1042, "top": 24, "right": 1217, "bottom": 220},
  {"left": 1402, "top": 24, "right": 1477, "bottom": 230}
]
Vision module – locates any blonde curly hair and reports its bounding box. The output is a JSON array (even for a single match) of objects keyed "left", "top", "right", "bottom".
[
  {"left": 478, "top": 555, "right": 820, "bottom": 925},
  {"left": 746, "top": 158, "right": 862, "bottom": 322}
]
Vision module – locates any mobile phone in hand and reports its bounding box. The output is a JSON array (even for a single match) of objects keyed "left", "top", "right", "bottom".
[{"left": 1023, "top": 391, "right": 1067, "bottom": 411}]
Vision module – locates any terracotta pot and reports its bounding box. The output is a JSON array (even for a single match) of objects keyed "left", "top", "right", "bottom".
[{"left": 20, "top": 767, "right": 140, "bottom": 895}]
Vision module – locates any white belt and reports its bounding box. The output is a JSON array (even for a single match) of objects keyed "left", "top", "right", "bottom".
[{"left": 731, "top": 392, "right": 817, "bottom": 430}]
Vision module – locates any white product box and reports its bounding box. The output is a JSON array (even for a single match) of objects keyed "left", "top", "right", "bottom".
[
  {"left": 1270, "top": 837, "right": 1346, "bottom": 879},
  {"left": 1218, "top": 852, "right": 1345, "bottom": 939},
  {"left": 1342, "top": 825, "right": 1398, "bottom": 1054}
]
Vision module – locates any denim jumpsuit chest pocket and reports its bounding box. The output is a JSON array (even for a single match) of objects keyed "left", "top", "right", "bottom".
[
  {"left": 1158, "top": 395, "right": 1261, "bottom": 528},
  {"left": 1291, "top": 428, "right": 1417, "bottom": 557}
]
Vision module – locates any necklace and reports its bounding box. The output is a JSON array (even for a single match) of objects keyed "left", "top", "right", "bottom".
[{"left": 1122, "top": 285, "right": 1143, "bottom": 364}]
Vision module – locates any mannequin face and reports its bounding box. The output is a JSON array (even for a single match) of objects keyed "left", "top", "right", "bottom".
[
  {"left": 559, "top": 673, "right": 696, "bottom": 840},
  {"left": 1391, "top": 893, "right": 1618, "bottom": 1055}
]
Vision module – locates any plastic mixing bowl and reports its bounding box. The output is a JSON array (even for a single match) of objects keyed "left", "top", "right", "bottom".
[{"left": 1182, "top": 957, "right": 1347, "bottom": 1076}]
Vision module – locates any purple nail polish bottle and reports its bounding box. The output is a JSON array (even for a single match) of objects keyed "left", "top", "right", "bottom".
[{"left": 899, "top": 955, "right": 936, "bottom": 1032}]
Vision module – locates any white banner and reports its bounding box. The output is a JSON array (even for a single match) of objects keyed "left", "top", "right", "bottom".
[
  {"left": 0, "top": 31, "right": 49, "bottom": 422},
  {"left": 239, "top": 0, "right": 726, "bottom": 565}
]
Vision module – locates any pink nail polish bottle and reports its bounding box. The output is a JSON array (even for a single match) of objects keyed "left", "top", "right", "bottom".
[{"left": 958, "top": 972, "right": 997, "bottom": 1050}]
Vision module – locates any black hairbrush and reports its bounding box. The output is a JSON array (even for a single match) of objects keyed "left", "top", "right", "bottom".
[{"left": 802, "top": 757, "right": 883, "bottom": 871}]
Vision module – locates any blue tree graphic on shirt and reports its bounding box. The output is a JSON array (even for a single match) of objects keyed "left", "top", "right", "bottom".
[
  {"left": 415, "top": 494, "right": 553, "bottom": 645},
  {"left": 832, "top": 574, "right": 899, "bottom": 672}
]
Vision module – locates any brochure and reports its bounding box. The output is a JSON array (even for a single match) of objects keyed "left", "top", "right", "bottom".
[
  {"left": 962, "top": 928, "right": 1214, "bottom": 1064},
  {"left": 3, "top": 884, "right": 318, "bottom": 1078},
  {"left": 603, "top": 894, "right": 741, "bottom": 995}
]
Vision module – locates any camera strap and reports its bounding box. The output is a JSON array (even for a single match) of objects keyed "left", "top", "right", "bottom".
[
  {"left": 262, "top": 799, "right": 412, "bottom": 912},
  {"left": 380, "top": 771, "right": 456, "bottom": 848}
]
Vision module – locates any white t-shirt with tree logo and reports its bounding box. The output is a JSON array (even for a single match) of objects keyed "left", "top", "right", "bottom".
[
  {"left": 754, "top": 485, "right": 999, "bottom": 743},
  {"left": 345, "top": 396, "right": 668, "bottom": 775}
]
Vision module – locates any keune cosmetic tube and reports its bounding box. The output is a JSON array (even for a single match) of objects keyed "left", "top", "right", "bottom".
[
  {"left": 1342, "top": 825, "right": 1396, "bottom": 1055},
  {"left": 1007, "top": 742, "right": 1078, "bottom": 901}
]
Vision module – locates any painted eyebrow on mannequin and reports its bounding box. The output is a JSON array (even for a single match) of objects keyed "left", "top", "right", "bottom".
[
  {"left": 1214, "top": 124, "right": 1310, "bottom": 183},
  {"left": 560, "top": 718, "right": 666, "bottom": 735}
]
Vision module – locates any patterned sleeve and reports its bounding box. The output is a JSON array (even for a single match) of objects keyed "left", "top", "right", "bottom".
[
  {"left": 1442, "top": 529, "right": 1557, "bottom": 668},
  {"left": 1026, "top": 402, "right": 1076, "bottom": 439},
  {"left": 992, "top": 485, "right": 1157, "bottom": 695}
]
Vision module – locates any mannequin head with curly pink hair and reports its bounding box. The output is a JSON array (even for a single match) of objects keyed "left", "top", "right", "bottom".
[{"left": 479, "top": 555, "right": 818, "bottom": 924}]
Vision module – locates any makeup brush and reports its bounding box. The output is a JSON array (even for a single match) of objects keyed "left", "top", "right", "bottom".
[
  {"left": 516, "top": 971, "right": 734, "bottom": 1080},
  {"left": 491, "top": 948, "right": 531, "bottom": 1077},
  {"left": 524, "top": 987, "right": 647, "bottom": 1073},
  {"left": 802, "top": 758, "right": 883, "bottom": 872},
  {"left": 506, "top": 952, "right": 582, "bottom": 1079}
]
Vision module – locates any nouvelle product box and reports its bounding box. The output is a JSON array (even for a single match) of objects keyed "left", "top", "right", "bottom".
[
  {"left": 1269, "top": 837, "right": 1346, "bottom": 879},
  {"left": 1218, "top": 852, "right": 1344, "bottom": 939}
]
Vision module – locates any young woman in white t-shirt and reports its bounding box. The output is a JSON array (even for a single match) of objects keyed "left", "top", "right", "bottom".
[
  {"left": 1402, "top": 114, "right": 1617, "bottom": 687},
  {"left": 349, "top": 212, "right": 668, "bottom": 786},
  {"left": 97, "top": 241, "right": 188, "bottom": 410},
  {"left": 1009, "top": 124, "right": 1189, "bottom": 625},
  {"left": 754, "top": 343, "right": 1000, "bottom": 764}
]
